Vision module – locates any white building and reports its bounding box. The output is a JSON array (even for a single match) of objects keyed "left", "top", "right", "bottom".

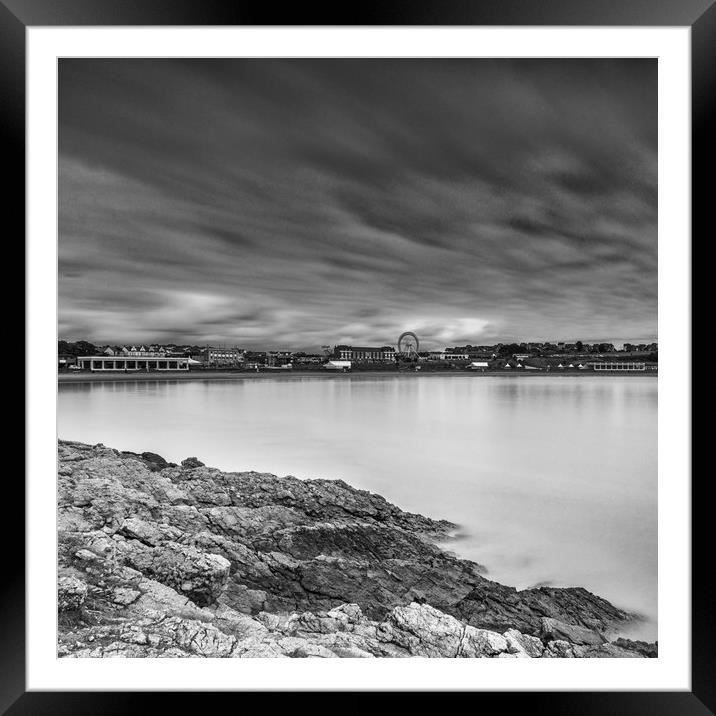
[
  {"left": 591, "top": 362, "right": 646, "bottom": 371},
  {"left": 124, "top": 345, "right": 166, "bottom": 357},
  {"left": 324, "top": 360, "right": 352, "bottom": 371},
  {"left": 102, "top": 345, "right": 166, "bottom": 357},
  {"left": 77, "top": 356, "right": 190, "bottom": 372},
  {"left": 470, "top": 361, "right": 489, "bottom": 370},
  {"left": 334, "top": 346, "right": 395, "bottom": 362},
  {"left": 201, "top": 347, "right": 245, "bottom": 366}
]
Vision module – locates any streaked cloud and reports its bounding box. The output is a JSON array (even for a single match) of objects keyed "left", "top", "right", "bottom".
[{"left": 59, "top": 59, "right": 657, "bottom": 350}]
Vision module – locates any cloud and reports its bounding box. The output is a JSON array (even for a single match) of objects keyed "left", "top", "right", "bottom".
[{"left": 58, "top": 59, "right": 657, "bottom": 349}]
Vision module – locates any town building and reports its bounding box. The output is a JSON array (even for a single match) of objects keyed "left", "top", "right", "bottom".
[
  {"left": 266, "top": 350, "right": 293, "bottom": 367},
  {"left": 58, "top": 354, "right": 77, "bottom": 370},
  {"left": 333, "top": 346, "right": 396, "bottom": 362},
  {"left": 623, "top": 343, "right": 658, "bottom": 353},
  {"left": 469, "top": 361, "right": 490, "bottom": 370},
  {"left": 324, "top": 360, "right": 351, "bottom": 371},
  {"left": 125, "top": 345, "right": 166, "bottom": 356},
  {"left": 77, "top": 356, "right": 190, "bottom": 372},
  {"left": 242, "top": 351, "right": 267, "bottom": 366},
  {"left": 589, "top": 362, "right": 646, "bottom": 371},
  {"left": 201, "top": 346, "right": 245, "bottom": 367},
  {"left": 101, "top": 345, "right": 167, "bottom": 357},
  {"left": 293, "top": 354, "right": 323, "bottom": 365},
  {"left": 441, "top": 352, "right": 470, "bottom": 361}
]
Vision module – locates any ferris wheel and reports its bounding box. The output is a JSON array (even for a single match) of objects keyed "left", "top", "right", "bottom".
[{"left": 397, "top": 331, "right": 419, "bottom": 357}]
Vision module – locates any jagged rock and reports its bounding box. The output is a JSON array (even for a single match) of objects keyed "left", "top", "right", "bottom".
[
  {"left": 74, "top": 548, "right": 101, "bottom": 562},
  {"left": 544, "top": 640, "right": 575, "bottom": 658},
  {"left": 504, "top": 628, "right": 545, "bottom": 657},
  {"left": 58, "top": 576, "right": 87, "bottom": 611},
  {"left": 56, "top": 440, "right": 655, "bottom": 659},
  {"left": 385, "top": 603, "right": 466, "bottom": 657},
  {"left": 113, "top": 539, "right": 231, "bottom": 606},
  {"left": 280, "top": 639, "right": 338, "bottom": 658},
  {"left": 255, "top": 611, "right": 293, "bottom": 632},
  {"left": 327, "top": 644, "right": 375, "bottom": 658},
  {"left": 182, "top": 457, "right": 206, "bottom": 469},
  {"left": 112, "top": 587, "right": 141, "bottom": 605},
  {"left": 575, "top": 643, "right": 642, "bottom": 658},
  {"left": 328, "top": 603, "right": 363, "bottom": 622},
  {"left": 163, "top": 618, "right": 237, "bottom": 657},
  {"left": 541, "top": 617, "right": 605, "bottom": 646},
  {"left": 132, "top": 575, "right": 207, "bottom": 618},
  {"left": 116, "top": 517, "right": 181, "bottom": 546},
  {"left": 231, "top": 637, "right": 287, "bottom": 658},
  {"left": 612, "top": 638, "right": 658, "bottom": 658},
  {"left": 209, "top": 604, "right": 268, "bottom": 641},
  {"left": 466, "top": 628, "right": 509, "bottom": 656},
  {"left": 119, "top": 450, "right": 171, "bottom": 472},
  {"left": 379, "top": 602, "right": 509, "bottom": 658},
  {"left": 221, "top": 583, "right": 268, "bottom": 613}
]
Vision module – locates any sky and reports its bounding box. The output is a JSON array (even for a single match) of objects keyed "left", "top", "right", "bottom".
[{"left": 59, "top": 59, "right": 657, "bottom": 351}]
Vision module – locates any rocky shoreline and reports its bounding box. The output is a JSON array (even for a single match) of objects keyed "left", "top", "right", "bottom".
[{"left": 58, "top": 440, "right": 657, "bottom": 658}]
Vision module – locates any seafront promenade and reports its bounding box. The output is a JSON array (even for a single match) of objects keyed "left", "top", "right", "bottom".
[{"left": 58, "top": 369, "right": 657, "bottom": 384}]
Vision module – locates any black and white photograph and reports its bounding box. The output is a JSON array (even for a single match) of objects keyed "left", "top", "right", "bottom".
[{"left": 55, "top": 58, "right": 659, "bottom": 660}]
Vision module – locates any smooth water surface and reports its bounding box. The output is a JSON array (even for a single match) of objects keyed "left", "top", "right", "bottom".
[{"left": 58, "top": 375, "right": 657, "bottom": 639}]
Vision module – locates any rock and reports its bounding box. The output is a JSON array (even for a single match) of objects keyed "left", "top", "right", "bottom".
[
  {"left": 119, "top": 450, "right": 170, "bottom": 472},
  {"left": 141, "top": 452, "right": 169, "bottom": 470},
  {"left": 74, "top": 549, "right": 101, "bottom": 561},
  {"left": 220, "top": 583, "right": 267, "bottom": 613},
  {"left": 209, "top": 604, "right": 268, "bottom": 641},
  {"left": 255, "top": 611, "right": 292, "bottom": 631},
  {"left": 460, "top": 627, "right": 509, "bottom": 657},
  {"left": 182, "top": 457, "right": 205, "bottom": 469},
  {"left": 544, "top": 640, "right": 575, "bottom": 658},
  {"left": 58, "top": 576, "right": 88, "bottom": 611},
  {"left": 504, "top": 628, "right": 544, "bottom": 657},
  {"left": 56, "top": 440, "right": 654, "bottom": 659},
  {"left": 327, "top": 603, "right": 363, "bottom": 624},
  {"left": 329, "top": 645, "right": 374, "bottom": 658},
  {"left": 166, "top": 618, "right": 236, "bottom": 657},
  {"left": 386, "top": 603, "right": 466, "bottom": 657},
  {"left": 117, "top": 517, "right": 179, "bottom": 546},
  {"left": 115, "top": 540, "right": 231, "bottom": 606},
  {"left": 541, "top": 617, "right": 605, "bottom": 646},
  {"left": 577, "top": 643, "right": 642, "bottom": 658},
  {"left": 381, "top": 602, "right": 509, "bottom": 658},
  {"left": 612, "top": 638, "right": 658, "bottom": 658},
  {"left": 113, "top": 587, "right": 141, "bottom": 606},
  {"left": 232, "top": 637, "right": 287, "bottom": 658},
  {"left": 288, "top": 642, "right": 338, "bottom": 658}
]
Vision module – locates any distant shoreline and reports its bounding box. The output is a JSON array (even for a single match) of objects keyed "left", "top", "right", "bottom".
[{"left": 58, "top": 369, "right": 657, "bottom": 384}]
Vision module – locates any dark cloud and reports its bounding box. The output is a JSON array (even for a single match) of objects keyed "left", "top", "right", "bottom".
[{"left": 58, "top": 59, "right": 657, "bottom": 350}]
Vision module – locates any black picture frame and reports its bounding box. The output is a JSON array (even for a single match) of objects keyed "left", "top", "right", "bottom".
[{"left": 7, "top": 0, "right": 704, "bottom": 710}]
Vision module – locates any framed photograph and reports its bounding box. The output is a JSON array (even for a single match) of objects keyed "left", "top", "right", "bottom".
[{"left": 10, "top": 0, "right": 705, "bottom": 709}]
